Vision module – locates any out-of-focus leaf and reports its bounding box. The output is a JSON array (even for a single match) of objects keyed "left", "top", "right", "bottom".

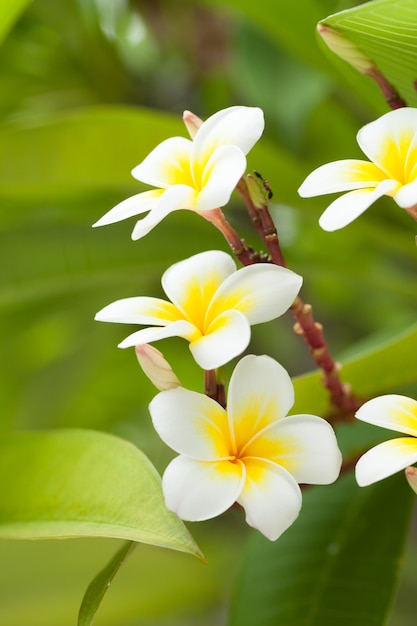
[
  {"left": 0, "top": 105, "right": 303, "bottom": 207},
  {"left": 230, "top": 472, "right": 414, "bottom": 626},
  {"left": 201, "top": 0, "right": 384, "bottom": 113},
  {"left": 319, "top": 0, "right": 417, "bottom": 106},
  {"left": 78, "top": 540, "right": 136, "bottom": 626},
  {"left": 0, "top": 429, "right": 202, "bottom": 558},
  {"left": 0, "top": 0, "right": 32, "bottom": 45}
]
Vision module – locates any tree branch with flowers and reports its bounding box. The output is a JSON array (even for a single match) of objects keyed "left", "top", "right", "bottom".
[{"left": 2, "top": 0, "right": 417, "bottom": 625}]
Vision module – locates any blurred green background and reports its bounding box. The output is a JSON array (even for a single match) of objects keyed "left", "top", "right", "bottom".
[{"left": 1, "top": 0, "right": 417, "bottom": 624}]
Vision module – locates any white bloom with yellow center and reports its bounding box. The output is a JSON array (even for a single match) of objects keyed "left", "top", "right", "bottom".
[
  {"left": 149, "top": 354, "right": 342, "bottom": 541},
  {"left": 356, "top": 394, "right": 417, "bottom": 486},
  {"left": 93, "top": 106, "right": 264, "bottom": 240},
  {"left": 95, "top": 250, "right": 302, "bottom": 370},
  {"left": 298, "top": 108, "right": 417, "bottom": 231}
]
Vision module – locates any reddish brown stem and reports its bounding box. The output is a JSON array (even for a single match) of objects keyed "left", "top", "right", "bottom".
[
  {"left": 236, "top": 178, "right": 286, "bottom": 266},
  {"left": 202, "top": 207, "right": 259, "bottom": 265},
  {"left": 291, "top": 297, "right": 360, "bottom": 416},
  {"left": 366, "top": 67, "right": 407, "bottom": 110},
  {"left": 204, "top": 369, "right": 226, "bottom": 407},
  {"left": 235, "top": 176, "right": 360, "bottom": 419}
]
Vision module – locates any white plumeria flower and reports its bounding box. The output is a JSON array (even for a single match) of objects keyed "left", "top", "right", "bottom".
[
  {"left": 355, "top": 394, "right": 417, "bottom": 486},
  {"left": 93, "top": 106, "right": 264, "bottom": 240},
  {"left": 298, "top": 108, "right": 417, "bottom": 231},
  {"left": 149, "top": 354, "right": 342, "bottom": 541},
  {"left": 95, "top": 250, "right": 302, "bottom": 370}
]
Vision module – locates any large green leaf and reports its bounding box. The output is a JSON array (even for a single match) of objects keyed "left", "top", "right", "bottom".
[
  {"left": 0, "top": 0, "right": 32, "bottom": 45},
  {"left": 230, "top": 472, "right": 414, "bottom": 626},
  {"left": 0, "top": 429, "right": 202, "bottom": 558},
  {"left": 319, "top": 0, "right": 417, "bottom": 106}
]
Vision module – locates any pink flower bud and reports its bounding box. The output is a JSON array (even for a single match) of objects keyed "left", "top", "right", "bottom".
[
  {"left": 405, "top": 466, "right": 417, "bottom": 494},
  {"left": 182, "top": 110, "right": 203, "bottom": 139},
  {"left": 135, "top": 344, "right": 180, "bottom": 391}
]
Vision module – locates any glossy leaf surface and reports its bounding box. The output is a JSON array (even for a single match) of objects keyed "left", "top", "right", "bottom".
[{"left": 0, "top": 429, "right": 202, "bottom": 558}]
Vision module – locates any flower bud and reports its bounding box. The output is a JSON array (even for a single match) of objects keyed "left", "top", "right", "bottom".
[
  {"left": 135, "top": 344, "right": 180, "bottom": 391},
  {"left": 405, "top": 466, "right": 417, "bottom": 494},
  {"left": 317, "top": 23, "right": 375, "bottom": 74},
  {"left": 183, "top": 110, "right": 203, "bottom": 139}
]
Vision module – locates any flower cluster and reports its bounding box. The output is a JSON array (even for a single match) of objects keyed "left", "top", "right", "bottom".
[
  {"left": 95, "top": 105, "right": 344, "bottom": 541},
  {"left": 96, "top": 105, "right": 417, "bottom": 541}
]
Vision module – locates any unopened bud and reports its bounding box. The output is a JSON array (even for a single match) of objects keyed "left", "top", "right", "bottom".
[
  {"left": 183, "top": 110, "right": 203, "bottom": 139},
  {"left": 405, "top": 466, "right": 417, "bottom": 494},
  {"left": 135, "top": 344, "right": 181, "bottom": 391},
  {"left": 317, "top": 23, "right": 375, "bottom": 75}
]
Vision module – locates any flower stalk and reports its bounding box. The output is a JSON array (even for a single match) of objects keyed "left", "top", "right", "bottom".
[{"left": 234, "top": 174, "right": 360, "bottom": 418}]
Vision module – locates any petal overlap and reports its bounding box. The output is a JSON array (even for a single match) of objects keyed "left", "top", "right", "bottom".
[
  {"left": 150, "top": 354, "right": 342, "bottom": 540},
  {"left": 93, "top": 106, "right": 264, "bottom": 239},
  {"left": 96, "top": 250, "right": 302, "bottom": 369},
  {"left": 298, "top": 107, "right": 417, "bottom": 230},
  {"left": 355, "top": 394, "right": 417, "bottom": 488}
]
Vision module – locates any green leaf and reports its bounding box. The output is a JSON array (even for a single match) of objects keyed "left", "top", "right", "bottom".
[
  {"left": 230, "top": 472, "right": 414, "bottom": 626},
  {"left": 78, "top": 540, "right": 136, "bottom": 626},
  {"left": 0, "top": 429, "right": 202, "bottom": 558},
  {"left": 319, "top": 0, "right": 417, "bottom": 107},
  {"left": 0, "top": 0, "right": 32, "bottom": 45},
  {"left": 0, "top": 106, "right": 304, "bottom": 206},
  {"left": 200, "top": 0, "right": 383, "bottom": 113}
]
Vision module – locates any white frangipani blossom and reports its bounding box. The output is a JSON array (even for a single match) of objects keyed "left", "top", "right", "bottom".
[
  {"left": 95, "top": 250, "right": 302, "bottom": 370},
  {"left": 93, "top": 106, "right": 264, "bottom": 240},
  {"left": 298, "top": 108, "right": 417, "bottom": 231},
  {"left": 149, "top": 354, "right": 342, "bottom": 541},
  {"left": 355, "top": 394, "right": 417, "bottom": 487}
]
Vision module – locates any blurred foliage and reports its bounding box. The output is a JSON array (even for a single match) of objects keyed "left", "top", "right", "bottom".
[{"left": 1, "top": 0, "right": 417, "bottom": 624}]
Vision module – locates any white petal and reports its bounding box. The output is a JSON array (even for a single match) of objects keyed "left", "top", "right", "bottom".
[
  {"left": 131, "top": 185, "right": 197, "bottom": 240},
  {"left": 355, "top": 394, "right": 417, "bottom": 437},
  {"left": 150, "top": 387, "right": 230, "bottom": 459},
  {"left": 245, "top": 414, "right": 342, "bottom": 484},
  {"left": 189, "top": 310, "right": 250, "bottom": 370},
  {"left": 227, "top": 354, "right": 294, "bottom": 436},
  {"left": 355, "top": 437, "right": 417, "bottom": 486},
  {"left": 238, "top": 458, "right": 302, "bottom": 541},
  {"left": 161, "top": 250, "right": 236, "bottom": 319},
  {"left": 193, "top": 106, "right": 264, "bottom": 159},
  {"left": 207, "top": 264, "right": 302, "bottom": 326},
  {"left": 357, "top": 108, "right": 417, "bottom": 179},
  {"left": 394, "top": 178, "right": 417, "bottom": 208},
  {"left": 117, "top": 320, "right": 197, "bottom": 348},
  {"left": 195, "top": 145, "right": 246, "bottom": 212},
  {"left": 318, "top": 180, "right": 398, "bottom": 231},
  {"left": 95, "top": 296, "right": 179, "bottom": 326},
  {"left": 162, "top": 456, "right": 245, "bottom": 520},
  {"left": 131, "top": 136, "right": 193, "bottom": 188},
  {"left": 298, "top": 159, "right": 386, "bottom": 197},
  {"left": 92, "top": 190, "right": 163, "bottom": 227}
]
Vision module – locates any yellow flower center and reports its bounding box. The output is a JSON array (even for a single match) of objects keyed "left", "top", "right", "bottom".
[{"left": 381, "top": 132, "right": 417, "bottom": 185}]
